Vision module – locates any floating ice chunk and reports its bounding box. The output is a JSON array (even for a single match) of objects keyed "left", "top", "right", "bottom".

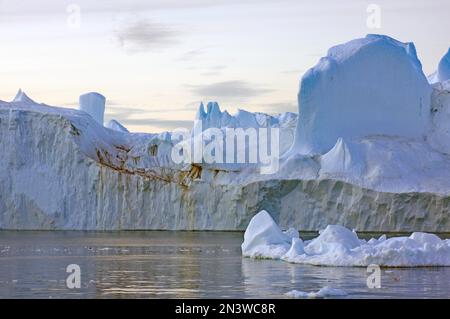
[
  {"left": 290, "top": 34, "right": 431, "bottom": 155},
  {"left": 79, "top": 92, "right": 106, "bottom": 124},
  {"left": 286, "top": 286, "right": 348, "bottom": 298},
  {"left": 241, "top": 210, "right": 291, "bottom": 259},
  {"left": 106, "top": 119, "right": 129, "bottom": 133},
  {"left": 243, "top": 210, "right": 450, "bottom": 267}
]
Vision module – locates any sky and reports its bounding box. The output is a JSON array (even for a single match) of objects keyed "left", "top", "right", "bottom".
[{"left": 0, "top": 0, "right": 449, "bottom": 133}]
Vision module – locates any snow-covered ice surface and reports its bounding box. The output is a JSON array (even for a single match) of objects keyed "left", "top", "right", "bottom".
[
  {"left": 1, "top": 34, "right": 450, "bottom": 231},
  {"left": 242, "top": 211, "right": 450, "bottom": 267}
]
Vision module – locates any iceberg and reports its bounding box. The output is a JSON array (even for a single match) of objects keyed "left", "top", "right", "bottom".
[
  {"left": 242, "top": 211, "right": 450, "bottom": 267},
  {"left": 1, "top": 34, "right": 450, "bottom": 232}
]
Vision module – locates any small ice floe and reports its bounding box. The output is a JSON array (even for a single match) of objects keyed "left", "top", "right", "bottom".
[
  {"left": 0, "top": 246, "right": 10, "bottom": 254},
  {"left": 242, "top": 211, "right": 450, "bottom": 267},
  {"left": 286, "top": 286, "right": 348, "bottom": 299}
]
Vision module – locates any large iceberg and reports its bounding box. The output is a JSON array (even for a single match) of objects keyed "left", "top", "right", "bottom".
[
  {"left": 1, "top": 34, "right": 450, "bottom": 232},
  {"left": 242, "top": 211, "right": 450, "bottom": 267},
  {"left": 291, "top": 34, "right": 431, "bottom": 155}
]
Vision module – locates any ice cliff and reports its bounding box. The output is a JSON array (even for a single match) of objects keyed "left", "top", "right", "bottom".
[
  {"left": 1, "top": 34, "right": 450, "bottom": 231},
  {"left": 291, "top": 34, "right": 431, "bottom": 155}
]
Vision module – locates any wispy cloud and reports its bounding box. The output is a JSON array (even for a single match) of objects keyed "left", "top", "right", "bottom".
[
  {"left": 104, "top": 103, "right": 195, "bottom": 131},
  {"left": 200, "top": 71, "right": 221, "bottom": 77},
  {"left": 187, "top": 80, "right": 273, "bottom": 101},
  {"left": 176, "top": 48, "right": 207, "bottom": 61},
  {"left": 115, "top": 20, "right": 180, "bottom": 52},
  {"left": 119, "top": 118, "right": 193, "bottom": 130},
  {"left": 0, "top": 0, "right": 297, "bottom": 17},
  {"left": 185, "top": 64, "right": 227, "bottom": 77},
  {"left": 281, "top": 69, "right": 306, "bottom": 75},
  {"left": 258, "top": 101, "right": 298, "bottom": 114},
  {"left": 199, "top": 65, "right": 227, "bottom": 77}
]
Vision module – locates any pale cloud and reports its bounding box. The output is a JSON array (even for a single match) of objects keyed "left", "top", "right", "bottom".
[
  {"left": 120, "top": 118, "right": 192, "bottom": 130},
  {"left": 176, "top": 48, "right": 207, "bottom": 61},
  {"left": 187, "top": 81, "right": 273, "bottom": 101},
  {"left": 115, "top": 20, "right": 180, "bottom": 52},
  {"left": 0, "top": 0, "right": 297, "bottom": 17}
]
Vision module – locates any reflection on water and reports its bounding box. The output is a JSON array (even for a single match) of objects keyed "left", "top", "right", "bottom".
[{"left": 0, "top": 231, "right": 449, "bottom": 299}]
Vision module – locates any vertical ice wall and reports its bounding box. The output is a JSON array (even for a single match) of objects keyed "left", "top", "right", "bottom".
[
  {"left": 79, "top": 92, "right": 106, "bottom": 124},
  {"left": 437, "top": 48, "right": 450, "bottom": 83},
  {"left": 291, "top": 34, "right": 432, "bottom": 155}
]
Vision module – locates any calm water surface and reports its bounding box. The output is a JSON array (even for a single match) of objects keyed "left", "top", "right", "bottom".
[{"left": 0, "top": 231, "right": 449, "bottom": 299}]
